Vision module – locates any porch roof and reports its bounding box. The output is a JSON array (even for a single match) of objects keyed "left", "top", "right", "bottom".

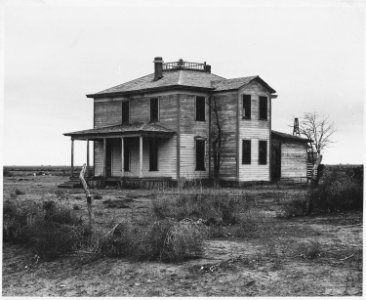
[
  {"left": 64, "top": 123, "right": 175, "bottom": 139},
  {"left": 271, "top": 130, "right": 313, "bottom": 143}
]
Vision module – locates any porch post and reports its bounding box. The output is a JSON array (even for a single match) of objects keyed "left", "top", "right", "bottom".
[
  {"left": 103, "top": 138, "right": 107, "bottom": 177},
  {"left": 86, "top": 139, "right": 90, "bottom": 177},
  {"left": 70, "top": 138, "right": 74, "bottom": 177},
  {"left": 139, "top": 135, "right": 143, "bottom": 178},
  {"left": 121, "top": 137, "right": 124, "bottom": 176}
]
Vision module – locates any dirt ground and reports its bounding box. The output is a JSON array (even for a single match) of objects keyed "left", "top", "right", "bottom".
[{"left": 2, "top": 174, "right": 363, "bottom": 296}]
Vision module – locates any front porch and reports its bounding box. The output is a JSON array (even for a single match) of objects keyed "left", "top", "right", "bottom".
[{"left": 61, "top": 123, "right": 176, "bottom": 188}]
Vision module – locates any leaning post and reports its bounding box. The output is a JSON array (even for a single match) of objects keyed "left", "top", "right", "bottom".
[{"left": 80, "top": 163, "right": 94, "bottom": 233}]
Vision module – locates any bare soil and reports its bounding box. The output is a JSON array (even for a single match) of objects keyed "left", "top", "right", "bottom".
[{"left": 2, "top": 174, "right": 362, "bottom": 296}]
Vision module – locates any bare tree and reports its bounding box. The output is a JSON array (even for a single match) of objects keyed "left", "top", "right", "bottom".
[
  {"left": 299, "top": 112, "right": 336, "bottom": 158},
  {"left": 210, "top": 97, "right": 224, "bottom": 183}
]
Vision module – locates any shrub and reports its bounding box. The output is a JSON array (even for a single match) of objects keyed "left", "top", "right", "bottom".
[
  {"left": 297, "top": 240, "right": 321, "bottom": 259},
  {"left": 233, "top": 211, "right": 259, "bottom": 238},
  {"left": 100, "top": 219, "right": 205, "bottom": 262},
  {"left": 3, "top": 167, "right": 12, "bottom": 177},
  {"left": 94, "top": 194, "right": 103, "bottom": 200},
  {"left": 310, "top": 170, "right": 363, "bottom": 212},
  {"left": 276, "top": 192, "right": 310, "bottom": 218},
  {"left": 152, "top": 190, "right": 248, "bottom": 225},
  {"left": 103, "top": 199, "right": 131, "bottom": 208},
  {"left": 15, "top": 189, "right": 25, "bottom": 196},
  {"left": 3, "top": 199, "right": 88, "bottom": 258},
  {"left": 73, "top": 204, "right": 81, "bottom": 210}
]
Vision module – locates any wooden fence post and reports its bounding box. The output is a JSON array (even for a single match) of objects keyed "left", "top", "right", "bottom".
[{"left": 80, "top": 163, "right": 93, "bottom": 233}]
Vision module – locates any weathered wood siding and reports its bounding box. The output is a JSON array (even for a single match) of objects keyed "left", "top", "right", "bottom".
[
  {"left": 94, "top": 139, "right": 104, "bottom": 176},
  {"left": 94, "top": 99, "right": 122, "bottom": 128},
  {"left": 93, "top": 93, "right": 178, "bottom": 178},
  {"left": 281, "top": 141, "right": 308, "bottom": 178},
  {"left": 179, "top": 93, "right": 210, "bottom": 179},
  {"left": 211, "top": 92, "right": 238, "bottom": 181},
  {"left": 238, "top": 81, "right": 272, "bottom": 181}
]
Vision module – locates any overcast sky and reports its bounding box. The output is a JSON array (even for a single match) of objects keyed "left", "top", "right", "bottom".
[{"left": 2, "top": 0, "right": 365, "bottom": 165}]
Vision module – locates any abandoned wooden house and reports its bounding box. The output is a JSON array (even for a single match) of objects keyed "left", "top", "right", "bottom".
[{"left": 63, "top": 57, "right": 311, "bottom": 187}]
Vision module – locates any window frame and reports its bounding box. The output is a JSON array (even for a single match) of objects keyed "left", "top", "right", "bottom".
[
  {"left": 259, "top": 96, "right": 268, "bottom": 120},
  {"left": 150, "top": 97, "right": 160, "bottom": 123},
  {"left": 258, "top": 140, "right": 267, "bottom": 165},
  {"left": 242, "top": 94, "right": 251, "bottom": 120},
  {"left": 195, "top": 96, "right": 206, "bottom": 122},
  {"left": 195, "top": 138, "right": 206, "bottom": 171},
  {"left": 122, "top": 100, "right": 130, "bottom": 125},
  {"left": 242, "top": 140, "right": 251, "bottom": 165},
  {"left": 149, "top": 138, "right": 159, "bottom": 171}
]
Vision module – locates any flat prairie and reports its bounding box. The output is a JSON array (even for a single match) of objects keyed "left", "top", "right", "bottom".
[{"left": 2, "top": 170, "right": 362, "bottom": 296}]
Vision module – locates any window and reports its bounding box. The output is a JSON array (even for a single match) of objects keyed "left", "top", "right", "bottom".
[
  {"left": 122, "top": 101, "right": 129, "bottom": 124},
  {"left": 242, "top": 140, "right": 251, "bottom": 164},
  {"left": 195, "top": 96, "right": 206, "bottom": 121},
  {"left": 259, "top": 140, "right": 267, "bottom": 165},
  {"left": 124, "top": 142, "right": 130, "bottom": 171},
  {"left": 150, "top": 98, "right": 159, "bottom": 122},
  {"left": 242, "top": 95, "right": 251, "bottom": 119},
  {"left": 259, "top": 96, "right": 268, "bottom": 120},
  {"left": 195, "top": 139, "right": 205, "bottom": 171},
  {"left": 149, "top": 139, "right": 158, "bottom": 171}
]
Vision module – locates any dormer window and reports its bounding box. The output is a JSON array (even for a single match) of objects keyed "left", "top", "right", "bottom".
[
  {"left": 195, "top": 96, "right": 206, "bottom": 121},
  {"left": 150, "top": 98, "right": 159, "bottom": 122}
]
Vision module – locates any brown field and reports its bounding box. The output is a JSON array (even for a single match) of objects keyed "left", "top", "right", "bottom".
[{"left": 2, "top": 168, "right": 363, "bottom": 296}]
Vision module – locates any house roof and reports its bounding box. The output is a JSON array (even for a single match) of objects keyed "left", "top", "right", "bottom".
[
  {"left": 271, "top": 130, "right": 312, "bottom": 143},
  {"left": 86, "top": 68, "right": 276, "bottom": 98},
  {"left": 64, "top": 123, "right": 175, "bottom": 139},
  {"left": 87, "top": 70, "right": 226, "bottom": 98},
  {"left": 212, "top": 76, "right": 276, "bottom": 93}
]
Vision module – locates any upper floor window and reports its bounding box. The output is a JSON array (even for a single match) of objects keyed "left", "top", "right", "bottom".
[
  {"left": 242, "top": 95, "right": 251, "bottom": 119},
  {"left": 150, "top": 98, "right": 159, "bottom": 122},
  {"left": 259, "top": 96, "right": 268, "bottom": 120},
  {"left": 242, "top": 140, "right": 251, "bottom": 164},
  {"left": 122, "top": 100, "right": 130, "bottom": 125},
  {"left": 195, "top": 96, "right": 206, "bottom": 121},
  {"left": 259, "top": 140, "right": 267, "bottom": 165},
  {"left": 195, "top": 139, "right": 206, "bottom": 171}
]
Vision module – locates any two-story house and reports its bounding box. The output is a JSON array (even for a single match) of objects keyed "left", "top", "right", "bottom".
[{"left": 63, "top": 57, "right": 311, "bottom": 187}]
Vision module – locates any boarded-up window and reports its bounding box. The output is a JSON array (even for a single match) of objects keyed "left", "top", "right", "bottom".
[
  {"left": 259, "top": 96, "right": 268, "bottom": 120},
  {"left": 149, "top": 139, "right": 158, "bottom": 171},
  {"left": 124, "top": 142, "right": 130, "bottom": 171},
  {"left": 122, "top": 101, "right": 129, "bottom": 124},
  {"left": 242, "top": 95, "right": 251, "bottom": 119},
  {"left": 150, "top": 98, "right": 159, "bottom": 122},
  {"left": 195, "top": 139, "right": 205, "bottom": 171},
  {"left": 242, "top": 140, "right": 251, "bottom": 164},
  {"left": 196, "top": 97, "right": 206, "bottom": 121},
  {"left": 259, "top": 140, "right": 267, "bottom": 165}
]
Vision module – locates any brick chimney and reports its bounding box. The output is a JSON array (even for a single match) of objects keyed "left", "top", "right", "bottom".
[{"left": 153, "top": 57, "right": 163, "bottom": 80}]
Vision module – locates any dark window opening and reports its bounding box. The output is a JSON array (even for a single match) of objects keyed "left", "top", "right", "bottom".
[
  {"left": 150, "top": 98, "right": 159, "bottom": 122},
  {"left": 242, "top": 140, "right": 251, "bottom": 164},
  {"left": 195, "top": 139, "right": 205, "bottom": 171},
  {"left": 196, "top": 96, "right": 206, "bottom": 121},
  {"left": 259, "top": 96, "right": 268, "bottom": 120},
  {"left": 149, "top": 139, "right": 158, "bottom": 171},
  {"left": 124, "top": 142, "right": 130, "bottom": 171},
  {"left": 242, "top": 95, "right": 251, "bottom": 119},
  {"left": 259, "top": 140, "right": 267, "bottom": 165},
  {"left": 122, "top": 101, "right": 130, "bottom": 125}
]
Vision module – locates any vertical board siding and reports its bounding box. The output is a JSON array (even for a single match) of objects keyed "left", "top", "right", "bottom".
[
  {"left": 94, "top": 140, "right": 104, "bottom": 176},
  {"left": 94, "top": 99, "right": 122, "bottom": 128},
  {"left": 238, "top": 81, "right": 271, "bottom": 181},
  {"left": 281, "top": 142, "right": 308, "bottom": 178},
  {"left": 211, "top": 92, "right": 238, "bottom": 180},
  {"left": 179, "top": 94, "right": 210, "bottom": 179}
]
